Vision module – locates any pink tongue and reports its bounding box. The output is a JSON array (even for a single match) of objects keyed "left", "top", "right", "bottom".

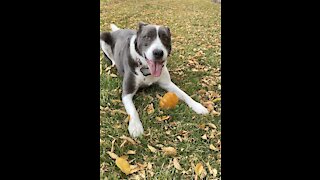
[{"left": 147, "top": 60, "right": 163, "bottom": 77}]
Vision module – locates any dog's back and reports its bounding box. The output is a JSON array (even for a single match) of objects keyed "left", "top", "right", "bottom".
[{"left": 100, "top": 25, "right": 136, "bottom": 76}]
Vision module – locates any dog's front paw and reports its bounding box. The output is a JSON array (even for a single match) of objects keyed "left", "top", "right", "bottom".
[
  {"left": 128, "top": 120, "right": 144, "bottom": 138},
  {"left": 192, "top": 102, "right": 209, "bottom": 115}
]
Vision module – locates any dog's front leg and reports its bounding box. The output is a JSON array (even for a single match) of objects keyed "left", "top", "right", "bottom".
[
  {"left": 158, "top": 68, "right": 209, "bottom": 115},
  {"left": 122, "top": 74, "right": 144, "bottom": 138}
]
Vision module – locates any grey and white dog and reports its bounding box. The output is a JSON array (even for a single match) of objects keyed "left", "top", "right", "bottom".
[{"left": 100, "top": 22, "right": 209, "bottom": 138}]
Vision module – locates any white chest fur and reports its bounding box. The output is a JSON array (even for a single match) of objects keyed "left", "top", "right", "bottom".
[{"left": 134, "top": 67, "right": 163, "bottom": 87}]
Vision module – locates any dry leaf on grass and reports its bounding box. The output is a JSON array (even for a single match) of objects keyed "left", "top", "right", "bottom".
[
  {"left": 173, "top": 158, "right": 183, "bottom": 170},
  {"left": 146, "top": 103, "right": 155, "bottom": 115},
  {"left": 120, "top": 140, "right": 127, "bottom": 148},
  {"left": 201, "top": 134, "right": 208, "bottom": 140},
  {"left": 206, "top": 162, "right": 214, "bottom": 175},
  {"left": 156, "top": 115, "right": 171, "bottom": 122},
  {"left": 207, "top": 123, "right": 217, "bottom": 129},
  {"left": 212, "top": 97, "right": 221, "bottom": 103},
  {"left": 111, "top": 139, "right": 116, "bottom": 153},
  {"left": 195, "top": 163, "right": 204, "bottom": 176},
  {"left": 110, "top": 73, "right": 117, "bottom": 78},
  {"left": 127, "top": 150, "right": 136, "bottom": 155},
  {"left": 162, "top": 147, "right": 177, "bottom": 156},
  {"left": 107, "top": 151, "right": 118, "bottom": 160},
  {"left": 210, "top": 144, "right": 218, "bottom": 151},
  {"left": 147, "top": 145, "right": 157, "bottom": 153},
  {"left": 125, "top": 115, "right": 131, "bottom": 123},
  {"left": 115, "top": 157, "right": 131, "bottom": 175},
  {"left": 120, "top": 135, "right": 137, "bottom": 145},
  {"left": 212, "top": 168, "right": 218, "bottom": 178}
]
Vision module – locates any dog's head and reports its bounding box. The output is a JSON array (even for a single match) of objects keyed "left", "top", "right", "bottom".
[{"left": 135, "top": 22, "right": 171, "bottom": 77}]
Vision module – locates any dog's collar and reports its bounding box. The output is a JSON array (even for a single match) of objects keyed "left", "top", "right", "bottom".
[
  {"left": 130, "top": 35, "right": 151, "bottom": 76},
  {"left": 135, "top": 57, "right": 151, "bottom": 76}
]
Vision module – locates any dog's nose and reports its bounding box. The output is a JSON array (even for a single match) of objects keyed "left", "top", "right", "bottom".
[{"left": 153, "top": 49, "right": 164, "bottom": 59}]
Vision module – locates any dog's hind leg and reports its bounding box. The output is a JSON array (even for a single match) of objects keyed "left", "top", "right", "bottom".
[{"left": 100, "top": 32, "right": 115, "bottom": 66}]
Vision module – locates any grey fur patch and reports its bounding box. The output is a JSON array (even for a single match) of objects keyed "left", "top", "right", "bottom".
[
  {"left": 123, "top": 73, "right": 136, "bottom": 95},
  {"left": 136, "top": 25, "right": 157, "bottom": 57},
  {"left": 158, "top": 26, "right": 172, "bottom": 55}
]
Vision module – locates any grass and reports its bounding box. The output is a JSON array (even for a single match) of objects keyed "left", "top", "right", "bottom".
[{"left": 100, "top": 0, "right": 221, "bottom": 179}]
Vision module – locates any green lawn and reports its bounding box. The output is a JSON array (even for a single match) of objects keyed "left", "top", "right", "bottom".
[{"left": 100, "top": 0, "right": 221, "bottom": 179}]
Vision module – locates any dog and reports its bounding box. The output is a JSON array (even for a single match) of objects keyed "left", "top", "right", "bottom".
[{"left": 100, "top": 22, "right": 209, "bottom": 138}]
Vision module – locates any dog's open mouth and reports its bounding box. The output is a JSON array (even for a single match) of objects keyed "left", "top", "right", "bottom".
[{"left": 145, "top": 54, "right": 164, "bottom": 77}]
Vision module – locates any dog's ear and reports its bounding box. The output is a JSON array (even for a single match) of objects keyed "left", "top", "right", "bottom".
[
  {"left": 165, "top": 26, "right": 171, "bottom": 37},
  {"left": 138, "top": 22, "right": 147, "bottom": 30},
  {"left": 100, "top": 32, "right": 113, "bottom": 45}
]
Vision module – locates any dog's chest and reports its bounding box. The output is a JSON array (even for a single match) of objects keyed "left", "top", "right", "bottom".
[{"left": 135, "top": 69, "right": 160, "bottom": 87}]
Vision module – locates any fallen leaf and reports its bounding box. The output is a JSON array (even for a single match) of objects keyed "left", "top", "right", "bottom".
[
  {"left": 119, "top": 155, "right": 128, "bottom": 160},
  {"left": 195, "top": 163, "right": 204, "bottom": 176},
  {"left": 198, "top": 123, "right": 206, "bottom": 130},
  {"left": 201, "top": 134, "right": 208, "bottom": 140},
  {"left": 206, "top": 162, "right": 214, "bottom": 175},
  {"left": 156, "top": 115, "right": 171, "bottom": 122},
  {"left": 207, "top": 123, "right": 217, "bottom": 129},
  {"left": 129, "top": 165, "right": 141, "bottom": 174},
  {"left": 107, "top": 151, "right": 119, "bottom": 160},
  {"left": 127, "top": 150, "right": 136, "bottom": 155},
  {"left": 162, "top": 147, "right": 177, "bottom": 156},
  {"left": 156, "top": 94, "right": 162, "bottom": 99},
  {"left": 111, "top": 139, "right": 116, "bottom": 153},
  {"left": 173, "top": 158, "right": 183, "bottom": 170},
  {"left": 147, "top": 145, "right": 157, "bottom": 153},
  {"left": 125, "top": 115, "right": 131, "bottom": 123},
  {"left": 120, "top": 135, "right": 137, "bottom": 145},
  {"left": 120, "top": 140, "right": 127, "bottom": 148},
  {"left": 210, "top": 144, "right": 218, "bottom": 151},
  {"left": 137, "top": 162, "right": 147, "bottom": 169},
  {"left": 212, "top": 98, "right": 221, "bottom": 103},
  {"left": 212, "top": 168, "right": 218, "bottom": 178},
  {"left": 146, "top": 103, "right": 155, "bottom": 115},
  {"left": 115, "top": 157, "right": 131, "bottom": 175},
  {"left": 110, "top": 73, "right": 117, "bottom": 78}
]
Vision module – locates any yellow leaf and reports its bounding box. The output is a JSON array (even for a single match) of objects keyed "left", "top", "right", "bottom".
[
  {"left": 201, "top": 134, "right": 208, "bottom": 140},
  {"left": 120, "top": 140, "right": 127, "bottom": 148},
  {"left": 119, "top": 155, "right": 128, "bottom": 160},
  {"left": 195, "top": 163, "right": 204, "bottom": 176},
  {"left": 162, "top": 147, "right": 177, "bottom": 156},
  {"left": 146, "top": 103, "right": 155, "bottom": 115},
  {"left": 115, "top": 157, "right": 131, "bottom": 175},
  {"left": 173, "top": 158, "right": 183, "bottom": 170},
  {"left": 212, "top": 98, "right": 221, "bottom": 103},
  {"left": 111, "top": 139, "right": 116, "bottom": 153},
  {"left": 212, "top": 168, "right": 218, "bottom": 178},
  {"left": 206, "top": 162, "right": 214, "bottom": 175},
  {"left": 129, "top": 164, "right": 141, "bottom": 174},
  {"left": 127, "top": 150, "right": 136, "bottom": 155},
  {"left": 120, "top": 135, "right": 137, "bottom": 145},
  {"left": 198, "top": 123, "right": 206, "bottom": 130},
  {"left": 156, "top": 115, "right": 171, "bottom": 122},
  {"left": 107, "top": 151, "right": 118, "bottom": 160},
  {"left": 207, "top": 123, "right": 217, "bottom": 129},
  {"left": 110, "top": 73, "right": 117, "bottom": 78},
  {"left": 210, "top": 144, "right": 218, "bottom": 151},
  {"left": 147, "top": 145, "right": 157, "bottom": 153}
]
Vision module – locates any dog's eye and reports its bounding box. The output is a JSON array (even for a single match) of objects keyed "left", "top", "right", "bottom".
[{"left": 143, "top": 35, "right": 151, "bottom": 40}]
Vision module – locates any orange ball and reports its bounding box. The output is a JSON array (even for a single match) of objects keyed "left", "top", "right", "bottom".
[{"left": 159, "top": 92, "right": 179, "bottom": 109}]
